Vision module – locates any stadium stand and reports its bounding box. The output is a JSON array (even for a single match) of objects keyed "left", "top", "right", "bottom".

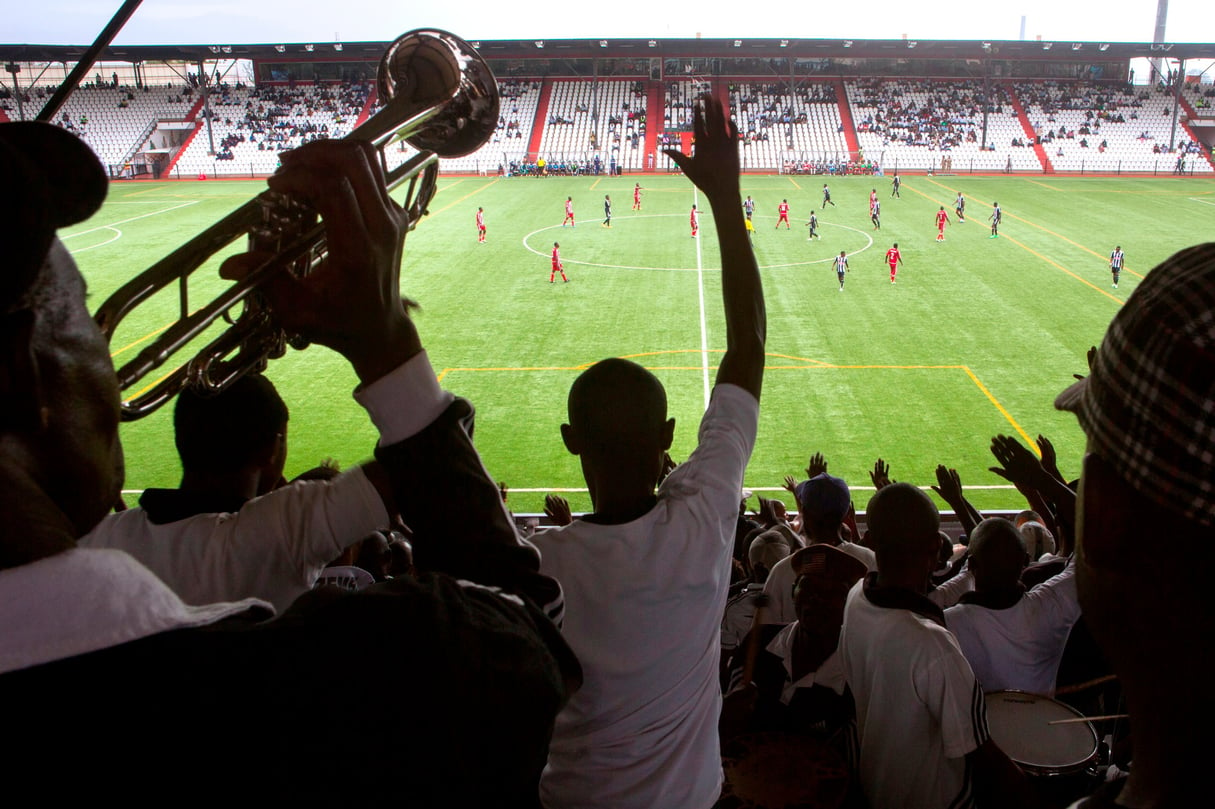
[
  {"left": 846, "top": 79, "right": 1040, "bottom": 173},
  {"left": 534, "top": 79, "right": 646, "bottom": 174},
  {"left": 729, "top": 81, "right": 850, "bottom": 173},
  {"left": 1015, "top": 80, "right": 1214, "bottom": 173}
]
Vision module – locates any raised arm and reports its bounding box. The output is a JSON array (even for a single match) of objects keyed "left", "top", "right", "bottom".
[{"left": 665, "top": 95, "right": 766, "bottom": 400}]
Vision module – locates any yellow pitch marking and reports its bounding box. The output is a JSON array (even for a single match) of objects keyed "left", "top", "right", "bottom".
[
  {"left": 922, "top": 176, "right": 1145, "bottom": 280},
  {"left": 1028, "top": 179, "right": 1065, "bottom": 192},
  {"left": 110, "top": 322, "right": 174, "bottom": 359},
  {"left": 787, "top": 176, "right": 802, "bottom": 191},
  {"left": 438, "top": 354, "right": 1037, "bottom": 444}
]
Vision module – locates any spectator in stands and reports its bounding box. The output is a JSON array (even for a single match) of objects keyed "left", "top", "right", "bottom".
[
  {"left": 763, "top": 469, "right": 875, "bottom": 624},
  {"left": 1055, "top": 243, "right": 1215, "bottom": 807},
  {"left": 80, "top": 373, "right": 393, "bottom": 613},
  {"left": 944, "top": 517, "right": 1079, "bottom": 695},
  {"left": 721, "top": 543, "right": 868, "bottom": 740},
  {"left": 530, "top": 95, "right": 764, "bottom": 809},
  {"left": 839, "top": 484, "right": 1034, "bottom": 809},
  {"left": 0, "top": 122, "right": 579, "bottom": 804},
  {"left": 721, "top": 528, "right": 790, "bottom": 670}
]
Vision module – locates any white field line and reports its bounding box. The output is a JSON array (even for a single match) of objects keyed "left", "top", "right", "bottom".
[
  {"left": 694, "top": 187, "right": 710, "bottom": 409},
  {"left": 1189, "top": 197, "right": 1215, "bottom": 207},
  {"left": 61, "top": 201, "right": 199, "bottom": 253},
  {"left": 118, "top": 483, "right": 1020, "bottom": 496}
]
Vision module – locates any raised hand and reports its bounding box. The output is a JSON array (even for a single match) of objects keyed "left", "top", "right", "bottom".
[
  {"left": 989, "top": 434, "right": 1052, "bottom": 492},
  {"left": 544, "top": 494, "right": 573, "bottom": 527},
  {"left": 870, "top": 458, "right": 893, "bottom": 490},
  {"left": 662, "top": 94, "right": 740, "bottom": 202},
  {"left": 1036, "top": 434, "right": 1065, "bottom": 483},
  {"left": 806, "top": 452, "right": 828, "bottom": 479},
  {"left": 1073, "top": 345, "right": 1098, "bottom": 381},
  {"left": 783, "top": 475, "right": 799, "bottom": 495},
  {"left": 931, "top": 465, "right": 964, "bottom": 505}
]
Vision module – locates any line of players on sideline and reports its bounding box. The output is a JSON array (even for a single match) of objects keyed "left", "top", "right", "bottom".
[{"left": 475, "top": 175, "right": 1128, "bottom": 289}]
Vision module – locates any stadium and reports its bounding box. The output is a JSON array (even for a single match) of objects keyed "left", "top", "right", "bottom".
[
  {"left": 3, "top": 16, "right": 1211, "bottom": 515},
  {"left": 7, "top": 1, "right": 1215, "bottom": 806}
]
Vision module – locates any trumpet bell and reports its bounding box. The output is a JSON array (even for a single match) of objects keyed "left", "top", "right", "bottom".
[{"left": 379, "top": 29, "right": 499, "bottom": 158}]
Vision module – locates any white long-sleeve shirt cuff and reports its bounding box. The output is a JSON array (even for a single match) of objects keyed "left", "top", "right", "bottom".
[{"left": 353, "top": 351, "right": 455, "bottom": 446}]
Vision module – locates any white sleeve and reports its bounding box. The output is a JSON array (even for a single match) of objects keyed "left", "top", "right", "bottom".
[{"left": 927, "top": 564, "right": 974, "bottom": 609}]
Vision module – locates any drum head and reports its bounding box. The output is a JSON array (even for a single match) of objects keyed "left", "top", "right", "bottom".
[
  {"left": 719, "top": 732, "right": 850, "bottom": 809},
  {"left": 985, "top": 691, "right": 1098, "bottom": 774}
]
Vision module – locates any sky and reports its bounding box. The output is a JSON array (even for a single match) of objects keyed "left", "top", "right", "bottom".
[{"left": 5, "top": 0, "right": 1214, "bottom": 46}]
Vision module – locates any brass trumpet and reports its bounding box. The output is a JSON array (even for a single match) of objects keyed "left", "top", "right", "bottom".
[{"left": 94, "top": 29, "right": 499, "bottom": 420}]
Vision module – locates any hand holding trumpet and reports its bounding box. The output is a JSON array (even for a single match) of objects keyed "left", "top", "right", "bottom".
[{"left": 220, "top": 140, "right": 422, "bottom": 386}]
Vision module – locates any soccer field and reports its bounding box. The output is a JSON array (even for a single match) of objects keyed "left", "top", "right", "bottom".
[{"left": 68, "top": 172, "right": 1215, "bottom": 515}]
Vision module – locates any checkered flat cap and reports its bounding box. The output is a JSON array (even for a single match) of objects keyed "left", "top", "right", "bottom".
[{"left": 1056, "top": 243, "right": 1215, "bottom": 527}]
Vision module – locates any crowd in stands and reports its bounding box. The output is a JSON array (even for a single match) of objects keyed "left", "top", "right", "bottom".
[
  {"left": 852, "top": 78, "right": 1011, "bottom": 151},
  {"left": 8, "top": 93, "right": 1215, "bottom": 808}
]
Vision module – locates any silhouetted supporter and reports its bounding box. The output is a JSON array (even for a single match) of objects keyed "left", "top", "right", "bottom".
[
  {"left": 945, "top": 517, "right": 1080, "bottom": 695},
  {"left": 0, "top": 123, "right": 579, "bottom": 805},
  {"left": 839, "top": 484, "right": 1035, "bottom": 809},
  {"left": 529, "top": 96, "right": 765, "bottom": 809},
  {"left": 1055, "top": 243, "right": 1215, "bottom": 808},
  {"left": 81, "top": 374, "right": 392, "bottom": 612}
]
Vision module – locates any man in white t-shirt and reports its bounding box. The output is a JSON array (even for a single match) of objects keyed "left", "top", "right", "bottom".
[
  {"left": 839, "top": 484, "right": 1032, "bottom": 809},
  {"left": 532, "top": 95, "right": 765, "bottom": 809},
  {"left": 762, "top": 473, "right": 875, "bottom": 624},
  {"left": 945, "top": 517, "right": 1080, "bottom": 695}
]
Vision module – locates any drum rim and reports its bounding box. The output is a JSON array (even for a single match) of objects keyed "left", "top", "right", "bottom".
[{"left": 984, "top": 689, "right": 1100, "bottom": 774}]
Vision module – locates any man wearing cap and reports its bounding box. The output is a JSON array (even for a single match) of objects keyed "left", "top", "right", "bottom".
[
  {"left": 0, "top": 123, "right": 580, "bottom": 803},
  {"left": 761, "top": 473, "right": 876, "bottom": 624},
  {"left": 722, "top": 543, "right": 868, "bottom": 738},
  {"left": 839, "top": 484, "right": 1032, "bottom": 809},
  {"left": 1055, "top": 243, "right": 1215, "bottom": 808}
]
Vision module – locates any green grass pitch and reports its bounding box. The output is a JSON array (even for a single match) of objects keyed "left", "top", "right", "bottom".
[{"left": 67, "top": 171, "right": 1215, "bottom": 516}]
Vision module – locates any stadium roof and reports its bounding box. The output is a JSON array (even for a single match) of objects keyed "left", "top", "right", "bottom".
[{"left": 2, "top": 38, "right": 1214, "bottom": 65}]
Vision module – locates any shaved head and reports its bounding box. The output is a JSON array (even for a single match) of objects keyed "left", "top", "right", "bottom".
[
  {"left": 567, "top": 358, "right": 668, "bottom": 446},
  {"left": 968, "top": 518, "right": 1028, "bottom": 589},
  {"left": 867, "top": 483, "right": 940, "bottom": 580}
]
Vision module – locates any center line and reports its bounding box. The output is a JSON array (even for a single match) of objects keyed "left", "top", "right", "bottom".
[{"left": 693, "top": 188, "right": 710, "bottom": 409}]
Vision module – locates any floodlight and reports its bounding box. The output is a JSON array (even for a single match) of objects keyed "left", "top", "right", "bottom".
[
  {"left": 1099, "top": 43, "right": 1109, "bottom": 51},
  {"left": 734, "top": 40, "right": 742, "bottom": 47},
  {"left": 600, "top": 40, "right": 608, "bottom": 47},
  {"left": 208, "top": 45, "right": 220, "bottom": 53},
  {"left": 907, "top": 41, "right": 916, "bottom": 49},
  {"left": 535, "top": 41, "right": 544, "bottom": 49},
  {"left": 780, "top": 40, "right": 788, "bottom": 47},
  {"left": 1042, "top": 42, "right": 1052, "bottom": 50},
  {"left": 275, "top": 44, "right": 285, "bottom": 53},
  {"left": 843, "top": 40, "right": 853, "bottom": 48},
  {"left": 981, "top": 42, "right": 991, "bottom": 52},
  {"left": 1072, "top": 43, "right": 1082, "bottom": 50},
  {"left": 221, "top": 46, "right": 232, "bottom": 54},
  {"left": 304, "top": 44, "right": 314, "bottom": 52},
  {"left": 648, "top": 40, "right": 657, "bottom": 47},
  {"left": 333, "top": 43, "right": 342, "bottom": 51}
]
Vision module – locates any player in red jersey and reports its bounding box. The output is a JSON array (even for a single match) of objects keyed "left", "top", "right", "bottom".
[
  {"left": 690, "top": 204, "right": 699, "bottom": 237},
  {"left": 776, "top": 199, "right": 790, "bottom": 229},
  {"left": 633, "top": 182, "right": 643, "bottom": 210},
  {"left": 935, "top": 206, "right": 950, "bottom": 242},
  {"left": 476, "top": 206, "right": 486, "bottom": 243},
  {"left": 869, "top": 188, "right": 878, "bottom": 211},
  {"left": 885, "top": 242, "right": 903, "bottom": 284},
  {"left": 550, "top": 242, "right": 568, "bottom": 283},
  {"left": 563, "top": 196, "right": 575, "bottom": 227}
]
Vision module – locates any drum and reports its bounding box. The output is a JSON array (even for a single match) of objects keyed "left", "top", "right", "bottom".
[
  {"left": 985, "top": 690, "right": 1101, "bottom": 807},
  {"left": 718, "top": 732, "right": 850, "bottom": 809}
]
